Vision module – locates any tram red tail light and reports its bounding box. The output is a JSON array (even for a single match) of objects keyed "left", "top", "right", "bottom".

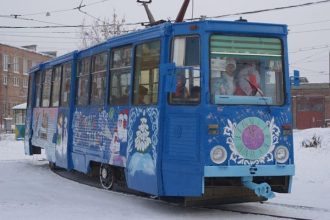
[{"left": 282, "top": 124, "right": 292, "bottom": 135}]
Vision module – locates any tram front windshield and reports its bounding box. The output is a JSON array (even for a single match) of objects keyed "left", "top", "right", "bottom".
[{"left": 210, "top": 35, "right": 284, "bottom": 105}]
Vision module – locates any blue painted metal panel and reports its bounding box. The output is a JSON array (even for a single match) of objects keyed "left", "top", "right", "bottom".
[
  {"left": 54, "top": 108, "right": 69, "bottom": 168},
  {"left": 24, "top": 72, "right": 35, "bottom": 155},
  {"left": 72, "top": 152, "right": 87, "bottom": 173},
  {"left": 72, "top": 106, "right": 129, "bottom": 172},
  {"left": 31, "top": 108, "right": 58, "bottom": 162},
  {"left": 77, "top": 42, "right": 109, "bottom": 59},
  {"left": 67, "top": 53, "right": 78, "bottom": 170},
  {"left": 162, "top": 111, "right": 203, "bottom": 196},
  {"left": 43, "top": 51, "right": 77, "bottom": 68},
  {"left": 203, "top": 20, "right": 287, "bottom": 35},
  {"left": 204, "top": 106, "right": 294, "bottom": 167},
  {"left": 204, "top": 164, "right": 295, "bottom": 177},
  {"left": 126, "top": 107, "right": 160, "bottom": 195},
  {"left": 24, "top": 109, "right": 33, "bottom": 155},
  {"left": 166, "top": 115, "right": 200, "bottom": 161}
]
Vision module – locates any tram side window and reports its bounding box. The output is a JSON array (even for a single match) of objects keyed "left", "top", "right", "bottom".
[
  {"left": 169, "top": 35, "right": 201, "bottom": 105},
  {"left": 51, "top": 65, "right": 62, "bottom": 107},
  {"left": 60, "top": 62, "right": 71, "bottom": 107},
  {"left": 76, "top": 58, "right": 90, "bottom": 106},
  {"left": 41, "top": 69, "right": 52, "bottom": 107},
  {"left": 34, "top": 71, "right": 42, "bottom": 107},
  {"left": 133, "top": 40, "right": 160, "bottom": 105},
  {"left": 91, "top": 52, "right": 107, "bottom": 106},
  {"left": 109, "top": 46, "right": 132, "bottom": 106}
]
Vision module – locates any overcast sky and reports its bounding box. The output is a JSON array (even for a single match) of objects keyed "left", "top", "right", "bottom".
[{"left": 1, "top": 0, "right": 329, "bottom": 82}]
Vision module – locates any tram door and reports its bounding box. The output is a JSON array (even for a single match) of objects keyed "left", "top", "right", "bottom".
[{"left": 162, "top": 35, "right": 203, "bottom": 196}]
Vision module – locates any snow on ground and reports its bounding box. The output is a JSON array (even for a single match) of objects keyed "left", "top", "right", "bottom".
[
  {"left": 1, "top": 128, "right": 330, "bottom": 219},
  {"left": 273, "top": 128, "right": 330, "bottom": 210}
]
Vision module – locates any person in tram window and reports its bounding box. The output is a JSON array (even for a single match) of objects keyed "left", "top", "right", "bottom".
[
  {"left": 219, "top": 58, "right": 237, "bottom": 95},
  {"left": 235, "top": 61, "right": 263, "bottom": 96},
  {"left": 173, "top": 73, "right": 189, "bottom": 99},
  {"left": 138, "top": 85, "right": 148, "bottom": 104},
  {"left": 190, "top": 86, "right": 200, "bottom": 100}
]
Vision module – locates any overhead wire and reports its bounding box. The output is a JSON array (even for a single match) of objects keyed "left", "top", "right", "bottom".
[
  {"left": 11, "top": 0, "right": 111, "bottom": 17},
  {"left": 1, "top": 0, "right": 330, "bottom": 67},
  {"left": 290, "top": 48, "right": 329, "bottom": 64},
  {"left": 0, "top": 15, "right": 67, "bottom": 26},
  {"left": 0, "top": 0, "right": 112, "bottom": 27},
  {"left": 185, "top": 0, "right": 330, "bottom": 20},
  {"left": 289, "top": 44, "right": 330, "bottom": 53},
  {"left": 289, "top": 18, "right": 330, "bottom": 26},
  {"left": 0, "top": 30, "right": 78, "bottom": 34},
  {"left": 0, "top": 33, "right": 81, "bottom": 39},
  {"left": 1, "top": 0, "right": 329, "bottom": 29},
  {"left": 290, "top": 27, "right": 330, "bottom": 34}
]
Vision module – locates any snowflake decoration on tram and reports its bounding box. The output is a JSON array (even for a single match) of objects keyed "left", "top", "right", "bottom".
[{"left": 224, "top": 117, "right": 280, "bottom": 165}]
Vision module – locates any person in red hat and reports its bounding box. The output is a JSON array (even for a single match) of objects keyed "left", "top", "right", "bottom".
[{"left": 235, "top": 61, "right": 263, "bottom": 96}]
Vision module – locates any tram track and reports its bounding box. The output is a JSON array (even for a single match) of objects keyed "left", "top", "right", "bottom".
[
  {"left": 263, "top": 201, "right": 330, "bottom": 213},
  {"left": 204, "top": 205, "right": 313, "bottom": 220},
  {"left": 53, "top": 168, "right": 319, "bottom": 220}
]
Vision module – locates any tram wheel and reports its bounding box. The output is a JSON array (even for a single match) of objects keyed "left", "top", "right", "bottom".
[{"left": 99, "top": 164, "right": 114, "bottom": 190}]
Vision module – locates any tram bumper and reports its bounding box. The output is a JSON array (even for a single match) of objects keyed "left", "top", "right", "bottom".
[
  {"left": 201, "top": 164, "right": 294, "bottom": 202},
  {"left": 204, "top": 164, "right": 295, "bottom": 180}
]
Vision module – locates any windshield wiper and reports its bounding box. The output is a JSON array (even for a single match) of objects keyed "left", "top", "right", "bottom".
[{"left": 245, "top": 78, "right": 271, "bottom": 113}]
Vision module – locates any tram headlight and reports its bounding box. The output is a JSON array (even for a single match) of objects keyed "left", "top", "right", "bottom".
[
  {"left": 210, "top": 145, "right": 227, "bottom": 164},
  {"left": 275, "top": 146, "right": 289, "bottom": 163}
]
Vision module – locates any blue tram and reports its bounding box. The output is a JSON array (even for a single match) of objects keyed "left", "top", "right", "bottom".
[{"left": 25, "top": 18, "right": 294, "bottom": 204}]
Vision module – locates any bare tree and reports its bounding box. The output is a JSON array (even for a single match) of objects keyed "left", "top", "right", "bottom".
[{"left": 80, "top": 10, "right": 128, "bottom": 48}]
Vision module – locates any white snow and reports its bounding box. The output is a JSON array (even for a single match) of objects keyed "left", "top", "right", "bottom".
[{"left": 1, "top": 128, "right": 330, "bottom": 219}]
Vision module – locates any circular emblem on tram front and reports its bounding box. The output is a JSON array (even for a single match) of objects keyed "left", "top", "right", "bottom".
[{"left": 233, "top": 117, "right": 272, "bottom": 160}]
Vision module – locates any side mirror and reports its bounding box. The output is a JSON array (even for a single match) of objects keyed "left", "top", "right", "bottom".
[
  {"left": 293, "top": 70, "right": 300, "bottom": 86},
  {"left": 161, "top": 63, "right": 177, "bottom": 92}
]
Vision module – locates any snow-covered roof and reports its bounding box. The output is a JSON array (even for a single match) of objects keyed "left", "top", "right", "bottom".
[
  {"left": 0, "top": 43, "right": 53, "bottom": 58},
  {"left": 12, "top": 103, "right": 27, "bottom": 110}
]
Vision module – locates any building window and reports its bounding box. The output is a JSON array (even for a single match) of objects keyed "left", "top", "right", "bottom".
[
  {"left": 3, "top": 75, "right": 7, "bottom": 85},
  {"left": 3, "top": 54, "right": 9, "bottom": 71},
  {"left": 23, "top": 78, "right": 28, "bottom": 88},
  {"left": 23, "top": 59, "right": 28, "bottom": 74},
  {"left": 13, "top": 77, "right": 19, "bottom": 86},
  {"left": 13, "top": 56, "right": 19, "bottom": 73}
]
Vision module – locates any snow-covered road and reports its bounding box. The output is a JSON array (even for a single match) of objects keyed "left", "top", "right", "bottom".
[{"left": 1, "top": 128, "right": 330, "bottom": 219}]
